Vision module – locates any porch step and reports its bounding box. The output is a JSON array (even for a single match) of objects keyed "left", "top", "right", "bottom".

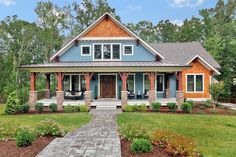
[{"left": 96, "top": 105, "right": 117, "bottom": 110}]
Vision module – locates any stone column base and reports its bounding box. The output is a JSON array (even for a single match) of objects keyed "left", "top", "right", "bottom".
[
  {"left": 85, "top": 91, "right": 92, "bottom": 110},
  {"left": 121, "top": 91, "right": 128, "bottom": 109},
  {"left": 165, "top": 89, "right": 171, "bottom": 98},
  {"left": 45, "top": 89, "right": 50, "bottom": 99},
  {"left": 56, "top": 91, "right": 64, "bottom": 111},
  {"left": 148, "top": 90, "right": 156, "bottom": 107},
  {"left": 29, "top": 91, "right": 38, "bottom": 111},
  {"left": 176, "top": 90, "right": 184, "bottom": 109}
]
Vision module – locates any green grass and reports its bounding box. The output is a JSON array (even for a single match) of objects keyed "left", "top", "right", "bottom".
[
  {"left": 0, "top": 104, "right": 91, "bottom": 131},
  {"left": 117, "top": 112, "right": 236, "bottom": 157}
]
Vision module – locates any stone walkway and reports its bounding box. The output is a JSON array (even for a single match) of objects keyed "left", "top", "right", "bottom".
[{"left": 36, "top": 109, "right": 122, "bottom": 157}]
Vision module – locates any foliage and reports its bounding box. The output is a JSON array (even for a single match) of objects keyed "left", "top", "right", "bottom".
[
  {"left": 35, "top": 102, "right": 44, "bottom": 113},
  {"left": 4, "top": 92, "right": 20, "bottom": 115},
  {"left": 186, "top": 100, "right": 194, "bottom": 108},
  {"left": 131, "top": 139, "right": 152, "bottom": 153},
  {"left": 151, "top": 102, "right": 161, "bottom": 112},
  {"left": 0, "top": 121, "right": 19, "bottom": 140},
  {"left": 19, "top": 103, "right": 30, "bottom": 113},
  {"left": 49, "top": 103, "right": 58, "bottom": 112},
  {"left": 64, "top": 105, "right": 80, "bottom": 112},
  {"left": 167, "top": 102, "right": 177, "bottom": 112},
  {"left": 181, "top": 102, "right": 192, "bottom": 113},
  {"left": 151, "top": 130, "right": 197, "bottom": 156},
  {"left": 137, "top": 104, "right": 147, "bottom": 112},
  {"left": 15, "top": 127, "right": 36, "bottom": 147},
  {"left": 35, "top": 118, "right": 65, "bottom": 137},
  {"left": 210, "top": 81, "right": 225, "bottom": 110},
  {"left": 79, "top": 105, "right": 89, "bottom": 112},
  {"left": 123, "top": 105, "right": 133, "bottom": 112},
  {"left": 119, "top": 124, "right": 150, "bottom": 141}
]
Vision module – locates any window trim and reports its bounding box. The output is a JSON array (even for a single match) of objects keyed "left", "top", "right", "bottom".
[
  {"left": 123, "top": 45, "right": 134, "bottom": 55},
  {"left": 156, "top": 74, "right": 165, "bottom": 93},
  {"left": 81, "top": 45, "right": 91, "bottom": 56},
  {"left": 93, "top": 43, "right": 121, "bottom": 61},
  {"left": 186, "top": 73, "right": 204, "bottom": 93}
]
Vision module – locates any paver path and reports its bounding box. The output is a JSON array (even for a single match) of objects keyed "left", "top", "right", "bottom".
[{"left": 37, "top": 109, "right": 122, "bottom": 157}]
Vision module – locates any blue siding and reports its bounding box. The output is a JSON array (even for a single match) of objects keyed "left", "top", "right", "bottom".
[{"left": 60, "top": 41, "right": 156, "bottom": 62}]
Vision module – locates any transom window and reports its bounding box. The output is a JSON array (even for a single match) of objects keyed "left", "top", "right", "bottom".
[
  {"left": 81, "top": 45, "right": 91, "bottom": 56},
  {"left": 123, "top": 45, "right": 133, "bottom": 55},
  {"left": 186, "top": 74, "right": 204, "bottom": 92},
  {"left": 93, "top": 43, "right": 121, "bottom": 60},
  {"left": 156, "top": 74, "right": 164, "bottom": 92}
]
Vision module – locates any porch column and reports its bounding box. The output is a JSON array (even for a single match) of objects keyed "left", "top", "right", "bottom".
[
  {"left": 119, "top": 72, "right": 129, "bottom": 109},
  {"left": 29, "top": 72, "right": 38, "bottom": 111},
  {"left": 166, "top": 74, "right": 171, "bottom": 98},
  {"left": 56, "top": 72, "right": 64, "bottom": 111},
  {"left": 176, "top": 71, "right": 184, "bottom": 108},
  {"left": 83, "top": 72, "right": 93, "bottom": 109},
  {"left": 148, "top": 72, "right": 156, "bottom": 106},
  {"left": 45, "top": 73, "right": 50, "bottom": 99}
]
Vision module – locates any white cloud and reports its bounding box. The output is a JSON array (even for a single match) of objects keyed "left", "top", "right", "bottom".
[
  {"left": 122, "top": 4, "right": 142, "bottom": 14},
  {"left": 170, "top": 19, "right": 184, "bottom": 26},
  {"left": 170, "top": 0, "right": 205, "bottom": 7},
  {"left": 0, "top": 0, "right": 15, "bottom": 6}
]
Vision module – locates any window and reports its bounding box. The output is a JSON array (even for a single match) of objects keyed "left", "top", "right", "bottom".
[
  {"left": 123, "top": 45, "right": 133, "bottom": 55},
  {"left": 127, "top": 75, "right": 135, "bottom": 93},
  {"left": 63, "top": 75, "right": 70, "bottom": 91},
  {"left": 186, "top": 74, "right": 204, "bottom": 92},
  {"left": 94, "top": 44, "right": 102, "bottom": 59},
  {"left": 156, "top": 74, "right": 164, "bottom": 92},
  {"left": 80, "top": 75, "right": 86, "bottom": 91},
  {"left": 112, "top": 44, "right": 120, "bottom": 59},
  {"left": 144, "top": 75, "right": 150, "bottom": 94},
  {"left": 103, "top": 44, "right": 111, "bottom": 59},
  {"left": 72, "top": 75, "right": 80, "bottom": 91},
  {"left": 81, "top": 45, "right": 91, "bottom": 56},
  {"left": 63, "top": 75, "right": 86, "bottom": 92}
]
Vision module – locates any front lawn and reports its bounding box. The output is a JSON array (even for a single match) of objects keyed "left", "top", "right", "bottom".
[
  {"left": 117, "top": 112, "right": 236, "bottom": 157},
  {"left": 0, "top": 104, "right": 91, "bottom": 131}
]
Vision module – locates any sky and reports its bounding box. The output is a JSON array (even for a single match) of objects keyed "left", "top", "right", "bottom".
[{"left": 0, "top": 0, "right": 218, "bottom": 25}]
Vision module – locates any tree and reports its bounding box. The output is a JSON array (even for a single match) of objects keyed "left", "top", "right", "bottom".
[
  {"left": 156, "top": 20, "right": 179, "bottom": 42},
  {"left": 210, "top": 81, "right": 224, "bottom": 110}
]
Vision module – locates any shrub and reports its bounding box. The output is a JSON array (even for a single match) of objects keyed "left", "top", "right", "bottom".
[
  {"left": 196, "top": 110, "right": 205, "bottom": 114},
  {"left": 119, "top": 124, "right": 150, "bottom": 141},
  {"left": 79, "top": 105, "right": 89, "bottom": 112},
  {"left": 167, "top": 102, "right": 177, "bottom": 112},
  {"left": 181, "top": 102, "right": 192, "bottom": 113},
  {"left": 4, "top": 92, "right": 20, "bottom": 115},
  {"left": 35, "top": 103, "right": 44, "bottom": 113},
  {"left": 186, "top": 100, "right": 194, "bottom": 108},
  {"left": 123, "top": 105, "right": 133, "bottom": 112},
  {"left": 35, "top": 119, "right": 65, "bottom": 137},
  {"left": 132, "top": 104, "right": 139, "bottom": 111},
  {"left": 15, "top": 128, "right": 36, "bottom": 147},
  {"left": 49, "top": 103, "right": 58, "bottom": 112},
  {"left": 137, "top": 104, "right": 147, "bottom": 112},
  {"left": 64, "top": 105, "right": 79, "bottom": 112},
  {"left": 151, "top": 130, "right": 197, "bottom": 156},
  {"left": 0, "top": 121, "right": 19, "bottom": 141},
  {"left": 151, "top": 102, "right": 161, "bottom": 112},
  {"left": 19, "top": 103, "right": 30, "bottom": 113},
  {"left": 131, "top": 139, "right": 152, "bottom": 153}
]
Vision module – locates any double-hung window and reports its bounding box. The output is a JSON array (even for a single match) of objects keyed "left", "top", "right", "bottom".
[
  {"left": 186, "top": 74, "right": 204, "bottom": 92},
  {"left": 156, "top": 74, "right": 164, "bottom": 92},
  {"left": 94, "top": 44, "right": 121, "bottom": 60},
  {"left": 127, "top": 75, "right": 135, "bottom": 93}
]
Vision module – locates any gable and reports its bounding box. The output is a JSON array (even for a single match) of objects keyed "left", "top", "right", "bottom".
[{"left": 83, "top": 18, "right": 130, "bottom": 37}]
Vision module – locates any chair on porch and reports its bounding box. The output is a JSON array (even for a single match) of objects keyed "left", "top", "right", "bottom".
[
  {"left": 143, "top": 90, "right": 149, "bottom": 99},
  {"left": 65, "top": 90, "right": 84, "bottom": 100}
]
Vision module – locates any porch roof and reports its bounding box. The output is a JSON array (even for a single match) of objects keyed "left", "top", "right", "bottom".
[{"left": 20, "top": 61, "right": 191, "bottom": 73}]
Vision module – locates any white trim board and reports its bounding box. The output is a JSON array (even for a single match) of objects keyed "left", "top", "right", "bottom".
[
  {"left": 123, "top": 45, "right": 134, "bottom": 55},
  {"left": 50, "top": 12, "right": 164, "bottom": 61}
]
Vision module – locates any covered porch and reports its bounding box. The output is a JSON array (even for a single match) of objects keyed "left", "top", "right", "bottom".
[{"left": 20, "top": 61, "right": 189, "bottom": 111}]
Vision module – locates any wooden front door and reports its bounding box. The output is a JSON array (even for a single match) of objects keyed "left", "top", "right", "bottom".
[{"left": 100, "top": 75, "right": 116, "bottom": 98}]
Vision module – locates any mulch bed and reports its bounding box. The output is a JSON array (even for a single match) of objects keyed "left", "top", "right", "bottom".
[
  {"left": 121, "top": 139, "right": 171, "bottom": 157},
  {"left": 0, "top": 136, "right": 54, "bottom": 157}
]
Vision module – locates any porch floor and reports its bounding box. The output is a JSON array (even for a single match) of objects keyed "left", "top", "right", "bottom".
[{"left": 37, "top": 98, "right": 177, "bottom": 107}]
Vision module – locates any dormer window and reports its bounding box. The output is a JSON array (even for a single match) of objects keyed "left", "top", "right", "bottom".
[
  {"left": 81, "top": 45, "right": 91, "bottom": 56},
  {"left": 123, "top": 45, "right": 133, "bottom": 55}
]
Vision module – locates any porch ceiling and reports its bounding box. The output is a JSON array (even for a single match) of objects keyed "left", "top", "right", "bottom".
[{"left": 20, "top": 61, "right": 191, "bottom": 73}]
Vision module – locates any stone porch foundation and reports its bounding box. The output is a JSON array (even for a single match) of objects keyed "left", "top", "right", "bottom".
[
  {"left": 56, "top": 91, "right": 64, "bottom": 111},
  {"left": 176, "top": 90, "right": 184, "bottom": 109},
  {"left": 121, "top": 91, "right": 128, "bottom": 109},
  {"left": 29, "top": 91, "right": 38, "bottom": 111},
  {"left": 85, "top": 91, "right": 92, "bottom": 109}
]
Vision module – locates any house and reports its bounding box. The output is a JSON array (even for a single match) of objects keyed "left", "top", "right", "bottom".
[{"left": 20, "top": 13, "right": 221, "bottom": 110}]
